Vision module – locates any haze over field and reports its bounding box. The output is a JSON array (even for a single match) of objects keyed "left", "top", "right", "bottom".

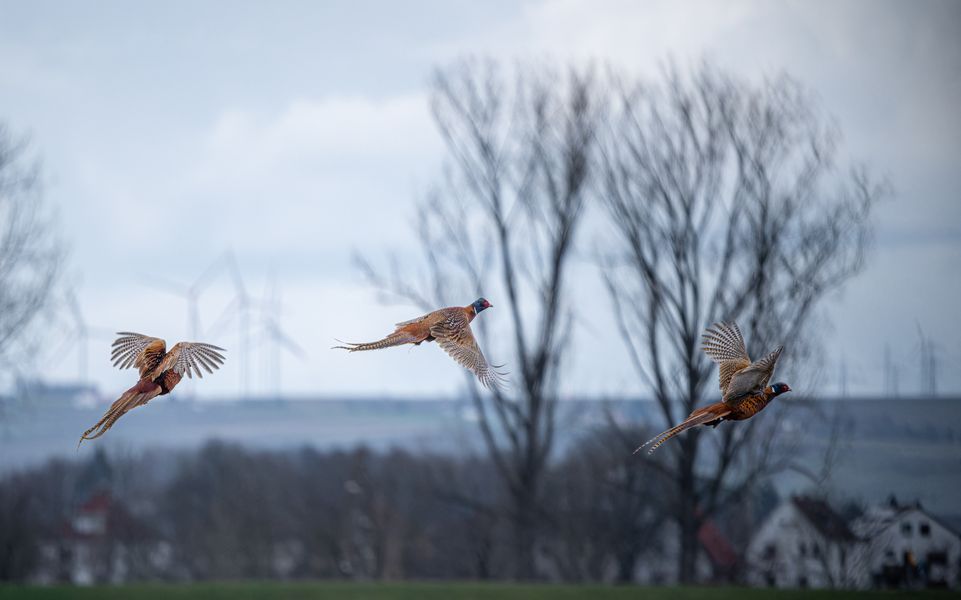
[{"left": 2, "top": 391, "right": 959, "bottom": 517}]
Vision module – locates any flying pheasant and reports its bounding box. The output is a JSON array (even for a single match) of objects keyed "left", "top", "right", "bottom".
[
  {"left": 334, "top": 298, "right": 506, "bottom": 390},
  {"left": 79, "top": 332, "right": 226, "bottom": 445},
  {"left": 637, "top": 322, "right": 789, "bottom": 454}
]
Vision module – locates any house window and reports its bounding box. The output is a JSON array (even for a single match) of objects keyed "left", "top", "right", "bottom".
[
  {"left": 812, "top": 543, "right": 822, "bottom": 559},
  {"left": 763, "top": 544, "right": 777, "bottom": 559},
  {"left": 798, "top": 575, "right": 809, "bottom": 588},
  {"left": 901, "top": 521, "right": 913, "bottom": 536},
  {"left": 920, "top": 522, "right": 931, "bottom": 537},
  {"left": 799, "top": 542, "right": 807, "bottom": 557}
]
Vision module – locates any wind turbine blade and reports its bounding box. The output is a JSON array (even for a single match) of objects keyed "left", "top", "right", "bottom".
[
  {"left": 190, "top": 252, "right": 231, "bottom": 294},
  {"left": 205, "top": 296, "right": 240, "bottom": 339},
  {"left": 270, "top": 327, "right": 307, "bottom": 359},
  {"left": 225, "top": 251, "right": 250, "bottom": 301}
]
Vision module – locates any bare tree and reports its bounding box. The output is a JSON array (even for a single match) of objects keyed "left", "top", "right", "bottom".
[
  {"left": 357, "top": 59, "right": 602, "bottom": 578},
  {"left": 0, "top": 123, "right": 61, "bottom": 385},
  {"left": 597, "top": 63, "right": 882, "bottom": 582},
  {"left": 543, "top": 420, "right": 668, "bottom": 583}
]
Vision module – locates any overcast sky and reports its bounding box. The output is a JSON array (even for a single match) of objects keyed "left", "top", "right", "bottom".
[{"left": 1, "top": 0, "right": 959, "bottom": 399}]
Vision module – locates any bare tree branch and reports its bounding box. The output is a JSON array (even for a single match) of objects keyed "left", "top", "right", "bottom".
[
  {"left": 596, "top": 62, "right": 882, "bottom": 582},
  {"left": 0, "top": 123, "right": 62, "bottom": 389},
  {"left": 357, "top": 59, "right": 602, "bottom": 579}
]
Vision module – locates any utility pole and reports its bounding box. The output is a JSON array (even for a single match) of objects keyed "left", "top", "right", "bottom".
[{"left": 915, "top": 323, "right": 939, "bottom": 398}]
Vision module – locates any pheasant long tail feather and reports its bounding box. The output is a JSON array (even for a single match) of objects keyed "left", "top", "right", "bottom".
[
  {"left": 332, "top": 331, "right": 418, "bottom": 352},
  {"left": 634, "top": 402, "right": 731, "bottom": 455},
  {"left": 78, "top": 389, "right": 155, "bottom": 447}
]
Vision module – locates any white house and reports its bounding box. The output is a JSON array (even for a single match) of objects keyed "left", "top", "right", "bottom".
[
  {"left": 31, "top": 491, "right": 171, "bottom": 585},
  {"left": 746, "top": 496, "right": 867, "bottom": 589},
  {"left": 851, "top": 498, "right": 960, "bottom": 589}
]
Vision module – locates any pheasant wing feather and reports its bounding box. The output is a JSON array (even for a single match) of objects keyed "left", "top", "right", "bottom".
[
  {"left": 744, "top": 345, "right": 783, "bottom": 388},
  {"left": 723, "top": 345, "right": 783, "bottom": 404},
  {"left": 111, "top": 332, "right": 167, "bottom": 378},
  {"left": 702, "top": 322, "right": 751, "bottom": 394},
  {"left": 430, "top": 316, "right": 505, "bottom": 391},
  {"left": 162, "top": 341, "right": 227, "bottom": 379},
  {"left": 702, "top": 322, "right": 750, "bottom": 363}
]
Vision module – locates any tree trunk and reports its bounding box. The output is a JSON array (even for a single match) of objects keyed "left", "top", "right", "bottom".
[
  {"left": 513, "top": 489, "right": 537, "bottom": 580},
  {"left": 677, "top": 442, "right": 699, "bottom": 583},
  {"left": 616, "top": 548, "right": 636, "bottom": 583}
]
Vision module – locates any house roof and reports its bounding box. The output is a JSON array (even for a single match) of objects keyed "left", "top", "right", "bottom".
[
  {"left": 853, "top": 500, "right": 961, "bottom": 540},
  {"left": 792, "top": 496, "right": 858, "bottom": 542},
  {"left": 61, "top": 491, "right": 158, "bottom": 542},
  {"left": 698, "top": 519, "right": 737, "bottom": 569},
  {"left": 79, "top": 491, "right": 112, "bottom": 513}
]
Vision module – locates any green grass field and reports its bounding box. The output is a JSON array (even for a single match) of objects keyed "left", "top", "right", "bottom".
[{"left": 0, "top": 582, "right": 948, "bottom": 600}]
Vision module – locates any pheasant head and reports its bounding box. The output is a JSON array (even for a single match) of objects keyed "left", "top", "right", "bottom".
[
  {"left": 770, "top": 382, "right": 792, "bottom": 396},
  {"left": 471, "top": 297, "right": 493, "bottom": 314}
]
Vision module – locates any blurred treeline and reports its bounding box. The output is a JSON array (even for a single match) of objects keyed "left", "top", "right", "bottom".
[{"left": 0, "top": 427, "right": 780, "bottom": 585}]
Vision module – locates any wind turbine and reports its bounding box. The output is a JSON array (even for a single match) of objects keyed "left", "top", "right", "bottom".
[
  {"left": 139, "top": 254, "right": 232, "bottom": 401},
  {"left": 259, "top": 272, "right": 305, "bottom": 398},
  {"left": 225, "top": 252, "right": 254, "bottom": 398},
  {"left": 141, "top": 254, "right": 230, "bottom": 341},
  {"left": 53, "top": 286, "right": 114, "bottom": 391},
  {"left": 915, "top": 323, "right": 939, "bottom": 397}
]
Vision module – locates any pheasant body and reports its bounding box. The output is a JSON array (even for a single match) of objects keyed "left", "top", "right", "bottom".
[
  {"left": 638, "top": 322, "right": 790, "bottom": 454},
  {"left": 79, "top": 333, "right": 225, "bottom": 444},
  {"left": 335, "top": 298, "right": 505, "bottom": 390},
  {"left": 339, "top": 306, "right": 476, "bottom": 351},
  {"left": 158, "top": 370, "right": 184, "bottom": 395},
  {"left": 726, "top": 386, "right": 779, "bottom": 420}
]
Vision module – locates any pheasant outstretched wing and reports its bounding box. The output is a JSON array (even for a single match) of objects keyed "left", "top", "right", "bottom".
[
  {"left": 746, "top": 345, "right": 783, "bottom": 388},
  {"left": 160, "top": 341, "right": 227, "bottom": 379},
  {"left": 430, "top": 313, "right": 505, "bottom": 391},
  {"left": 111, "top": 332, "right": 167, "bottom": 378},
  {"left": 723, "top": 345, "right": 784, "bottom": 404},
  {"left": 702, "top": 322, "right": 751, "bottom": 395}
]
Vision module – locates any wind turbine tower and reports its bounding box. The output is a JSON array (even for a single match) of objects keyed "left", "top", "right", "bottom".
[{"left": 259, "top": 272, "right": 305, "bottom": 398}]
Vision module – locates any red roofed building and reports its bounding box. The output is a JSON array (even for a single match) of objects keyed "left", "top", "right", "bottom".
[
  {"left": 33, "top": 491, "right": 171, "bottom": 585},
  {"left": 699, "top": 518, "right": 738, "bottom": 577}
]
